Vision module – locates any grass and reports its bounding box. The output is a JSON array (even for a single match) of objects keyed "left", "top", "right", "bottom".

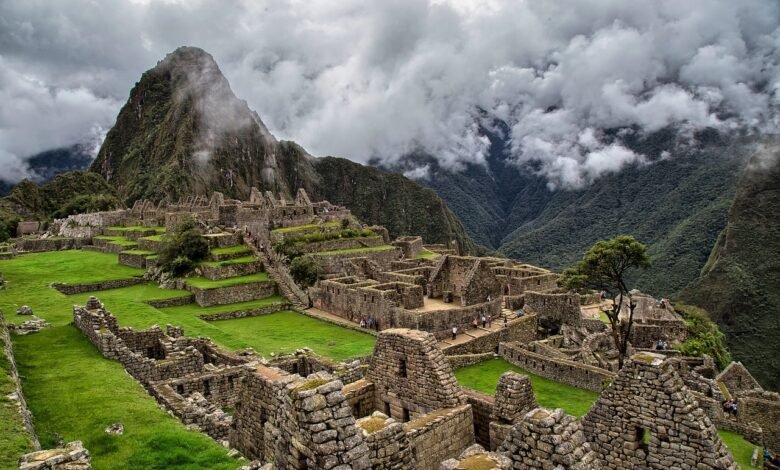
[
  {"left": 719, "top": 430, "right": 760, "bottom": 469},
  {"left": 158, "top": 295, "right": 284, "bottom": 316},
  {"left": 415, "top": 249, "right": 440, "bottom": 260},
  {"left": 210, "top": 246, "right": 251, "bottom": 256},
  {"left": 138, "top": 235, "right": 166, "bottom": 242},
  {"left": 0, "top": 325, "right": 36, "bottom": 468},
  {"left": 0, "top": 250, "right": 377, "bottom": 467},
  {"left": 454, "top": 358, "right": 599, "bottom": 417},
  {"left": 120, "top": 249, "right": 156, "bottom": 256},
  {"left": 311, "top": 245, "right": 396, "bottom": 256},
  {"left": 106, "top": 226, "right": 166, "bottom": 233},
  {"left": 271, "top": 222, "right": 340, "bottom": 233},
  {"left": 185, "top": 273, "right": 270, "bottom": 289},
  {"left": 199, "top": 256, "right": 257, "bottom": 267}
]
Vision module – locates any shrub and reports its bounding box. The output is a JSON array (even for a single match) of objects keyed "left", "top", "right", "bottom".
[
  {"left": 159, "top": 220, "right": 209, "bottom": 276},
  {"left": 673, "top": 303, "right": 732, "bottom": 369},
  {"left": 289, "top": 256, "right": 321, "bottom": 287},
  {"left": 341, "top": 218, "right": 350, "bottom": 229}
]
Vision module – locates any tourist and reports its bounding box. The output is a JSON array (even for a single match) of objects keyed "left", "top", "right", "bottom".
[
  {"left": 451, "top": 325, "right": 457, "bottom": 340},
  {"left": 503, "top": 317, "right": 508, "bottom": 328},
  {"left": 481, "top": 315, "right": 486, "bottom": 328},
  {"left": 472, "top": 317, "right": 478, "bottom": 329},
  {"left": 359, "top": 318, "right": 366, "bottom": 328},
  {"left": 368, "top": 318, "right": 374, "bottom": 329},
  {"left": 662, "top": 340, "right": 670, "bottom": 350},
  {"left": 487, "top": 315, "right": 492, "bottom": 328},
  {"left": 660, "top": 298, "right": 666, "bottom": 309},
  {"left": 516, "top": 309, "right": 524, "bottom": 318},
  {"left": 655, "top": 341, "right": 663, "bottom": 351}
]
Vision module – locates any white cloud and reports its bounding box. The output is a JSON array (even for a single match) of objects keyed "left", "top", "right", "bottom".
[{"left": 0, "top": 0, "right": 778, "bottom": 188}]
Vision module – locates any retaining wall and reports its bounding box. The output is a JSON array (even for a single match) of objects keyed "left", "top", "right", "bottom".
[
  {"left": 188, "top": 281, "right": 276, "bottom": 307},
  {"left": 52, "top": 277, "right": 144, "bottom": 295},
  {"left": 404, "top": 405, "right": 474, "bottom": 470}
]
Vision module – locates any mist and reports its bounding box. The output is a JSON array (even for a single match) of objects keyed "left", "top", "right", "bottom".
[{"left": 0, "top": 0, "right": 778, "bottom": 187}]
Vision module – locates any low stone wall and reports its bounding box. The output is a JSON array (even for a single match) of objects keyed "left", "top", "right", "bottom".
[
  {"left": 52, "top": 277, "right": 144, "bottom": 295},
  {"left": 344, "top": 379, "right": 376, "bottom": 419},
  {"left": 499, "top": 342, "right": 615, "bottom": 392},
  {"left": 203, "top": 233, "right": 241, "bottom": 249},
  {"left": 630, "top": 320, "right": 688, "bottom": 348},
  {"left": 137, "top": 238, "right": 166, "bottom": 252},
  {"left": 188, "top": 280, "right": 276, "bottom": 307},
  {"left": 404, "top": 299, "right": 503, "bottom": 341},
  {"left": 19, "top": 441, "right": 91, "bottom": 469},
  {"left": 462, "top": 388, "right": 495, "bottom": 448},
  {"left": 404, "top": 405, "right": 474, "bottom": 470},
  {"left": 311, "top": 247, "right": 401, "bottom": 274},
  {"left": 302, "top": 235, "right": 384, "bottom": 254},
  {"left": 738, "top": 390, "right": 780, "bottom": 452},
  {"left": 0, "top": 314, "right": 40, "bottom": 451},
  {"left": 144, "top": 295, "right": 195, "bottom": 309},
  {"left": 15, "top": 237, "right": 90, "bottom": 252},
  {"left": 357, "top": 413, "right": 414, "bottom": 469},
  {"left": 119, "top": 251, "right": 150, "bottom": 269},
  {"left": 198, "top": 260, "right": 263, "bottom": 281},
  {"left": 197, "top": 302, "right": 291, "bottom": 321},
  {"left": 441, "top": 314, "right": 538, "bottom": 356},
  {"left": 446, "top": 352, "right": 495, "bottom": 369}
]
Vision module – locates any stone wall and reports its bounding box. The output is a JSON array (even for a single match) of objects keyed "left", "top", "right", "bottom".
[
  {"left": 118, "top": 251, "right": 150, "bottom": 269},
  {"left": 188, "top": 280, "right": 276, "bottom": 307},
  {"left": 51, "top": 277, "right": 144, "bottom": 295},
  {"left": 429, "top": 256, "right": 502, "bottom": 307},
  {"left": 357, "top": 412, "right": 415, "bottom": 469},
  {"left": 0, "top": 314, "right": 39, "bottom": 451},
  {"left": 367, "top": 329, "right": 466, "bottom": 422},
  {"left": 582, "top": 352, "right": 739, "bottom": 469},
  {"left": 629, "top": 320, "right": 688, "bottom": 348},
  {"left": 524, "top": 291, "right": 582, "bottom": 327},
  {"left": 738, "top": 390, "right": 780, "bottom": 452},
  {"left": 19, "top": 441, "right": 91, "bottom": 469},
  {"left": 302, "top": 235, "right": 385, "bottom": 254},
  {"left": 198, "top": 260, "right": 263, "bottom": 281},
  {"left": 312, "top": 248, "right": 402, "bottom": 275},
  {"left": 404, "top": 405, "right": 474, "bottom": 470},
  {"left": 198, "top": 302, "right": 291, "bottom": 321},
  {"left": 344, "top": 379, "right": 376, "bottom": 420},
  {"left": 392, "top": 236, "right": 423, "bottom": 259},
  {"left": 144, "top": 295, "right": 194, "bottom": 309},
  {"left": 404, "top": 299, "right": 502, "bottom": 341},
  {"left": 446, "top": 353, "right": 495, "bottom": 369},
  {"left": 499, "top": 342, "right": 614, "bottom": 393},
  {"left": 441, "top": 314, "right": 538, "bottom": 355},
  {"left": 716, "top": 362, "right": 763, "bottom": 396},
  {"left": 15, "top": 237, "right": 91, "bottom": 252},
  {"left": 462, "top": 388, "right": 495, "bottom": 448}
]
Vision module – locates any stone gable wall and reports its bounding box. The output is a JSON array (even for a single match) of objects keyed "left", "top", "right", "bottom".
[{"left": 404, "top": 405, "right": 474, "bottom": 470}]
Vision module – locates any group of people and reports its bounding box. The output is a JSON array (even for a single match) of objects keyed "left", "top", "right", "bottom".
[
  {"left": 764, "top": 448, "right": 780, "bottom": 466},
  {"left": 451, "top": 314, "right": 510, "bottom": 340},
  {"left": 358, "top": 317, "right": 380, "bottom": 331},
  {"left": 654, "top": 340, "right": 671, "bottom": 350},
  {"left": 721, "top": 399, "right": 739, "bottom": 417}
]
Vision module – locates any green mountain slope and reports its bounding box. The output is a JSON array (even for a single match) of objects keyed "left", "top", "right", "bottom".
[
  {"left": 88, "top": 46, "right": 473, "bottom": 250},
  {"left": 681, "top": 141, "right": 780, "bottom": 389}
]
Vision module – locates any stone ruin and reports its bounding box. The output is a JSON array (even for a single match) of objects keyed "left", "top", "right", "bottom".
[
  {"left": 18, "top": 441, "right": 90, "bottom": 470},
  {"left": 582, "top": 352, "right": 739, "bottom": 469}
]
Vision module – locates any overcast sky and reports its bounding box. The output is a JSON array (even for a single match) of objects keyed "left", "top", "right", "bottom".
[{"left": 1, "top": 0, "right": 779, "bottom": 187}]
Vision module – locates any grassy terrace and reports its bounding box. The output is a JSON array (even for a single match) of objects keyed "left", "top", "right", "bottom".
[
  {"left": 271, "top": 221, "right": 340, "bottom": 233},
  {"left": 185, "top": 273, "right": 269, "bottom": 289},
  {"left": 0, "top": 250, "right": 376, "bottom": 468},
  {"left": 415, "top": 249, "right": 440, "bottom": 260},
  {"left": 106, "top": 226, "right": 166, "bottom": 233},
  {"left": 0, "top": 326, "right": 35, "bottom": 468},
  {"left": 199, "top": 256, "right": 257, "bottom": 267},
  {"left": 210, "top": 246, "right": 251, "bottom": 256},
  {"left": 311, "top": 245, "right": 397, "bottom": 256},
  {"left": 159, "top": 295, "right": 284, "bottom": 316},
  {"left": 454, "top": 358, "right": 599, "bottom": 417},
  {"left": 120, "top": 249, "right": 156, "bottom": 256},
  {"left": 719, "top": 430, "right": 760, "bottom": 469},
  {"left": 138, "top": 234, "right": 166, "bottom": 242}
]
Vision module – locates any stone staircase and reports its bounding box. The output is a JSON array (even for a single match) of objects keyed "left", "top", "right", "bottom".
[{"left": 244, "top": 239, "right": 309, "bottom": 310}]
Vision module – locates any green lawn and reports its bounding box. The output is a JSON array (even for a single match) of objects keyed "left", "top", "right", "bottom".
[
  {"left": 210, "top": 246, "right": 251, "bottom": 256},
  {"left": 454, "top": 358, "right": 599, "bottom": 417},
  {"left": 271, "top": 222, "right": 340, "bottom": 233},
  {"left": 159, "top": 295, "right": 284, "bottom": 316},
  {"left": 185, "top": 273, "right": 270, "bottom": 289},
  {"left": 415, "top": 249, "right": 440, "bottom": 260},
  {"left": 719, "top": 430, "right": 760, "bottom": 469},
  {"left": 0, "top": 250, "right": 377, "bottom": 468},
  {"left": 120, "top": 249, "right": 156, "bottom": 256},
  {"left": 106, "top": 226, "right": 166, "bottom": 233},
  {"left": 199, "top": 256, "right": 257, "bottom": 267},
  {"left": 139, "top": 235, "right": 166, "bottom": 242},
  {"left": 312, "top": 245, "right": 397, "bottom": 256}
]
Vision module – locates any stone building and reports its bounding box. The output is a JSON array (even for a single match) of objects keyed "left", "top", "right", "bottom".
[{"left": 582, "top": 352, "right": 739, "bottom": 469}]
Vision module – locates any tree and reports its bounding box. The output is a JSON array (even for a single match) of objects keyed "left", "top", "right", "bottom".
[
  {"left": 159, "top": 220, "right": 210, "bottom": 276},
  {"left": 289, "top": 256, "right": 321, "bottom": 287},
  {"left": 559, "top": 235, "right": 650, "bottom": 369}
]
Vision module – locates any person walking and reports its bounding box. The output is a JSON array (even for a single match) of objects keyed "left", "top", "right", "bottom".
[
  {"left": 472, "top": 317, "right": 478, "bottom": 330},
  {"left": 451, "top": 325, "right": 458, "bottom": 340},
  {"left": 504, "top": 317, "right": 508, "bottom": 328},
  {"left": 481, "top": 315, "right": 486, "bottom": 328}
]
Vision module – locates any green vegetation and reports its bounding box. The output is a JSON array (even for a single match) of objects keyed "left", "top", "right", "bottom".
[
  {"left": 185, "top": 273, "right": 270, "bottom": 289},
  {"left": 560, "top": 235, "right": 650, "bottom": 368},
  {"left": 719, "top": 430, "right": 760, "bottom": 469},
  {"left": 415, "top": 249, "right": 440, "bottom": 260},
  {"left": 13, "top": 327, "right": 240, "bottom": 470},
  {"left": 139, "top": 234, "right": 166, "bottom": 242},
  {"left": 673, "top": 303, "right": 732, "bottom": 370},
  {"left": 454, "top": 358, "right": 598, "bottom": 417},
  {"left": 199, "top": 256, "right": 257, "bottom": 267},
  {"left": 158, "top": 221, "right": 209, "bottom": 276},
  {"left": 681, "top": 142, "right": 780, "bottom": 389},
  {"left": 210, "top": 246, "right": 251, "bottom": 256},
  {"left": 158, "top": 295, "right": 284, "bottom": 316},
  {"left": 273, "top": 227, "right": 378, "bottom": 260},
  {"left": 120, "top": 249, "right": 156, "bottom": 256},
  {"left": 312, "top": 245, "right": 396, "bottom": 256},
  {"left": 271, "top": 222, "right": 340, "bottom": 234},
  {"left": 107, "top": 226, "right": 166, "bottom": 233},
  {"left": 0, "top": 322, "right": 36, "bottom": 468},
  {"left": 108, "top": 239, "right": 137, "bottom": 247},
  {"left": 51, "top": 194, "right": 122, "bottom": 219},
  {"left": 289, "top": 256, "right": 322, "bottom": 287}
]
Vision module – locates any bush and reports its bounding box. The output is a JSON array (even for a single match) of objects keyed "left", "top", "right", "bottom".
[
  {"left": 159, "top": 220, "right": 209, "bottom": 276},
  {"left": 51, "top": 194, "right": 121, "bottom": 219},
  {"left": 673, "top": 303, "right": 732, "bottom": 369},
  {"left": 289, "top": 256, "right": 321, "bottom": 287}
]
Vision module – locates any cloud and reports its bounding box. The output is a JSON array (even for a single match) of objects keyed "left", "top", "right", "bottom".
[{"left": 0, "top": 0, "right": 778, "bottom": 188}]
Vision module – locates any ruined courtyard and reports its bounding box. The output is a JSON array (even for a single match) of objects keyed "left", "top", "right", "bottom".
[{"left": 1, "top": 189, "right": 777, "bottom": 469}]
